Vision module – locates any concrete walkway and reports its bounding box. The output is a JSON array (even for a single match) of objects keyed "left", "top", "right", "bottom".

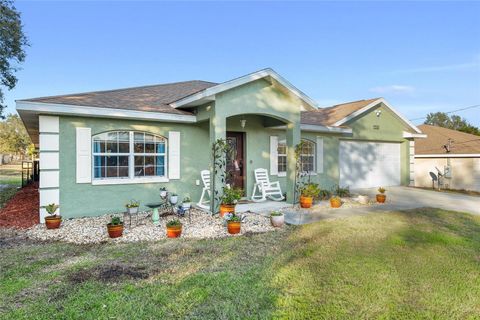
[{"left": 285, "top": 186, "right": 480, "bottom": 225}]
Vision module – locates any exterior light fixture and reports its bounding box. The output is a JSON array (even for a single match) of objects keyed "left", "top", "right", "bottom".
[
  {"left": 376, "top": 110, "right": 382, "bottom": 117},
  {"left": 240, "top": 119, "right": 247, "bottom": 128}
]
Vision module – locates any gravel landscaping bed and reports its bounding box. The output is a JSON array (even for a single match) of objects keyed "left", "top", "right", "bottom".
[
  {"left": 278, "top": 194, "right": 378, "bottom": 215},
  {"left": 25, "top": 208, "right": 276, "bottom": 244}
]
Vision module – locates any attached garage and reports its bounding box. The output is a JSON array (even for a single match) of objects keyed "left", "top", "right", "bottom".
[{"left": 339, "top": 141, "right": 401, "bottom": 189}]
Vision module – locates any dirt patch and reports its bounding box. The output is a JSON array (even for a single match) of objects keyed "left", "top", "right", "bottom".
[
  {"left": 0, "top": 228, "right": 32, "bottom": 248},
  {"left": 0, "top": 183, "right": 39, "bottom": 229},
  {"left": 69, "top": 264, "right": 150, "bottom": 284}
]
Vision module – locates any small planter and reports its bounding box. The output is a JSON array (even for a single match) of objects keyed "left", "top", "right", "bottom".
[
  {"left": 270, "top": 213, "right": 284, "bottom": 227},
  {"left": 170, "top": 195, "right": 178, "bottom": 205},
  {"left": 330, "top": 197, "right": 342, "bottom": 208},
  {"left": 182, "top": 202, "right": 191, "bottom": 210},
  {"left": 160, "top": 190, "right": 167, "bottom": 198},
  {"left": 220, "top": 204, "right": 235, "bottom": 217},
  {"left": 45, "top": 216, "right": 62, "bottom": 229},
  {"left": 166, "top": 224, "right": 183, "bottom": 238},
  {"left": 299, "top": 196, "right": 313, "bottom": 208},
  {"left": 127, "top": 206, "right": 138, "bottom": 214},
  {"left": 358, "top": 195, "right": 369, "bottom": 205},
  {"left": 227, "top": 221, "right": 241, "bottom": 234},
  {"left": 376, "top": 194, "right": 386, "bottom": 203},
  {"left": 107, "top": 223, "right": 124, "bottom": 238}
]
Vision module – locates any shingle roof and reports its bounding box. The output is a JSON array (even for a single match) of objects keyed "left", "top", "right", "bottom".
[
  {"left": 19, "top": 80, "right": 218, "bottom": 115},
  {"left": 415, "top": 124, "right": 480, "bottom": 155},
  {"left": 301, "top": 98, "right": 380, "bottom": 126}
]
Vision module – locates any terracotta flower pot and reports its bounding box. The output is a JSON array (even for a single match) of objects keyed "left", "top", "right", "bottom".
[
  {"left": 300, "top": 196, "right": 313, "bottom": 208},
  {"left": 376, "top": 194, "right": 386, "bottom": 203},
  {"left": 227, "top": 221, "right": 241, "bottom": 234},
  {"left": 219, "top": 204, "right": 235, "bottom": 217},
  {"left": 330, "top": 198, "right": 342, "bottom": 208},
  {"left": 270, "top": 215, "right": 284, "bottom": 227},
  {"left": 107, "top": 224, "right": 124, "bottom": 238},
  {"left": 166, "top": 225, "right": 182, "bottom": 238},
  {"left": 45, "top": 216, "right": 62, "bottom": 229}
]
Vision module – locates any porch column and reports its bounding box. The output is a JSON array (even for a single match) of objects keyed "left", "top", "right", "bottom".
[
  {"left": 286, "top": 122, "right": 300, "bottom": 204},
  {"left": 209, "top": 114, "right": 226, "bottom": 213}
]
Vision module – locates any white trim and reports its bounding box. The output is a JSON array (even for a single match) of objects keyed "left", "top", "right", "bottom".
[
  {"left": 272, "top": 124, "right": 352, "bottom": 134},
  {"left": 40, "top": 189, "right": 59, "bottom": 206},
  {"left": 403, "top": 131, "right": 427, "bottom": 138},
  {"left": 170, "top": 68, "right": 318, "bottom": 110},
  {"left": 168, "top": 131, "right": 181, "bottom": 179},
  {"left": 39, "top": 171, "right": 59, "bottom": 188},
  {"left": 316, "top": 137, "right": 324, "bottom": 174},
  {"left": 332, "top": 98, "right": 422, "bottom": 134},
  {"left": 39, "top": 134, "right": 59, "bottom": 151},
  {"left": 39, "top": 115, "right": 59, "bottom": 133},
  {"left": 278, "top": 172, "right": 286, "bottom": 177},
  {"left": 415, "top": 154, "right": 480, "bottom": 158},
  {"left": 16, "top": 101, "right": 197, "bottom": 123},
  {"left": 92, "top": 176, "right": 169, "bottom": 185},
  {"left": 76, "top": 127, "right": 92, "bottom": 183},
  {"left": 270, "top": 136, "right": 279, "bottom": 176},
  {"left": 40, "top": 152, "right": 59, "bottom": 170}
]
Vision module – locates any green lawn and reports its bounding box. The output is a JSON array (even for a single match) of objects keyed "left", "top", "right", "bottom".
[
  {"left": 1, "top": 208, "right": 479, "bottom": 319},
  {"left": 0, "top": 164, "right": 22, "bottom": 186}
]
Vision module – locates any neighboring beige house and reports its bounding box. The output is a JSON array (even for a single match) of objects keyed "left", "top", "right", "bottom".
[{"left": 415, "top": 124, "right": 480, "bottom": 191}]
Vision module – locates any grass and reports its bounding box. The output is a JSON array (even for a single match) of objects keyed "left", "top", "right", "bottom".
[
  {"left": 1, "top": 208, "right": 480, "bottom": 319},
  {"left": 0, "top": 164, "right": 22, "bottom": 186}
]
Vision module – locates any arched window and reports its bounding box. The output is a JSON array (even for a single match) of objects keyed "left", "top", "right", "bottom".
[
  {"left": 93, "top": 131, "right": 167, "bottom": 180},
  {"left": 277, "top": 138, "right": 315, "bottom": 174}
]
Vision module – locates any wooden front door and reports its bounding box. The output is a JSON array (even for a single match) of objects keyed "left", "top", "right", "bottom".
[{"left": 226, "top": 132, "right": 245, "bottom": 190}]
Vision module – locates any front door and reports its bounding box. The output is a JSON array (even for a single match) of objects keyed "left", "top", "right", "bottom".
[{"left": 226, "top": 132, "right": 245, "bottom": 190}]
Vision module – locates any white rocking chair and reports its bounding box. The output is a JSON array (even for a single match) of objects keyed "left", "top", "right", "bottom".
[
  {"left": 251, "top": 168, "right": 285, "bottom": 202},
  {"left": 197, "top": 170, "right": 211, "bottom": 210}
]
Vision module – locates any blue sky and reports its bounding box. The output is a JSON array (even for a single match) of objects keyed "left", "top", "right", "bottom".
[{"left": 5, "top": 1, "right": 480, "bottom": 126}]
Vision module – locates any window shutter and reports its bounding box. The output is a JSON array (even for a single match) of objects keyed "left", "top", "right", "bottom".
[
  {"left": 270, "top": 136, "right": 278, "bottom": 175},
  {"left": 168, "top": 131, "right": 180, "bottom": 179},
  {"left": 316, "top": 137, "right": 324, "bottom": 174},
  {"left": 76, "top": 127, "right": 92, "bottom": 183}
]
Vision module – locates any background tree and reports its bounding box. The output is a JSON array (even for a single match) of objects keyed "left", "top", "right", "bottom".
[
  {"left": 0, "top": 0, "right": 29, "bottom": 118},
  {"left": 424, "top": 112, "right": 480, "bottom": 136},
  {"left": 0, "top": 113, "right": 31, "bottom": 157}
]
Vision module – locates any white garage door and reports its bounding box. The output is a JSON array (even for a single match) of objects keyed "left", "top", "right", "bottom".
[{"left": 339, "top": 141, "right": 401, "bottom": 189}]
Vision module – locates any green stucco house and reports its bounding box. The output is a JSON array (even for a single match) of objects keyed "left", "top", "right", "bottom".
[{"left": 17, "top": 69, "right": 425, "bottom": 222}]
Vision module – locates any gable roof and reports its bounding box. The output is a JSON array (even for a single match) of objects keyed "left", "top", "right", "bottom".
[
  {"left": 415, "top": 124, "right": 480, "bottom": 155},
  {"left": 301, "top": 98, "right": 379, "bottom": 126},
  {"left": 170, "top": 68, "right": 318, "bottom": 110},
  {"left": 18, "top": 80, "right": 217, "bottom": 115}
]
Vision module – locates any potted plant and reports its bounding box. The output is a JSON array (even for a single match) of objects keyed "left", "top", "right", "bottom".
[
  {"left": 159, "top": 187, "right": 167, "bottom": 198},
  {"left": 299, "top": 183, "right": 320, "bottom": 208},
  {"left": 170, "top": 193, "right": 178, "bottom": 205},
  {"left": 44, "top": 203, "right": 61, "bottom": 229},
  {"left": 182, "top": 196, "right": 191, "bottom": 210},
  {"left": 125, "top": 199, "right": 140, "bottom": 214},
  {"left": 219, "top": 187, "right": 243, "bottom": 217},
  {"left": 107, "top": 216, "right": 124, "bottom": 238},
  {"left": 166, "top": 219, "right": 182, "bottom": 238},
  {"left": 376, "top": 187, "right": 387, "bottom": 203},
  {"left": 330, "top": 196, "right": 342, "bottom": 208},
  {"left": 270, "top": 211, "right": 284, "bottom": 227},
  {"left": 225, "top": 213, "right": 243, "bottom": 234}
]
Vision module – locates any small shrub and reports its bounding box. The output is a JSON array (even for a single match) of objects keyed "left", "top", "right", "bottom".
[
  {"left": 224, "top": 213, "right": 243, "bottom": 222},
  {"left": 318, "top": 189, "right": 331, "bottom": 200},
  {"left": 301, "top": 183, "right": 320, "bottom": 198},
  {"left": 221, "top": 187, "right": 243, "bottom": 205},
  {"left": 332, "top": 185, "right": 350, "bottom": 197},
  {"left": 109, "top": 216, "right": 122, "bottom": 225},
  {"left": 378, "top": 187, "right": 386, "bottom": 194},
  {"left": 125, "top": 200, "right": 140, "bottom": 208},
  {"left": 183, "top": 196, "right": 191, "bottom": 203},
  {"left": 271, "top": 211, "right": 283, "bottom": 217},
  {"left": 45, "top": 203, "right": 59, "bottom": 216},
  {"left": 166, "top": 219, "right": 182, "bottom": 227}
]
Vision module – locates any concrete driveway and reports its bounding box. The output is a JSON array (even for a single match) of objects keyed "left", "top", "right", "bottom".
[{"left": 285, "top": 186, "right": 480, "bottom": 225}]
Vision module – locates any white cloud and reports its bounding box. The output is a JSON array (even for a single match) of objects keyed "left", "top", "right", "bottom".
[{"left": 369, "top": 85, "right": 415, "bottom": 94}]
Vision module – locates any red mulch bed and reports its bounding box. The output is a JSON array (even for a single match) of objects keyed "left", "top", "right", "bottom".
[{"left": 0, "top": 182, "right": 39, "bottom": 229}]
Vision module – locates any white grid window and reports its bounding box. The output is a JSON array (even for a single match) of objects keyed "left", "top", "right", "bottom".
[
  {"left": 277, "top": 139, "right": 316, "bottom": 174},
  {"left": 93, "top": 131, "right": 167, "bottom": 180}
]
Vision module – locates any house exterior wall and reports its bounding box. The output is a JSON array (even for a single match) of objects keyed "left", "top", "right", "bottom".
[
  {"left": 414, "top": 157, "right": 480, "bottom": 191},
  {"left": 59, "top": 116, "right": 211, "bottom": 218}
]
